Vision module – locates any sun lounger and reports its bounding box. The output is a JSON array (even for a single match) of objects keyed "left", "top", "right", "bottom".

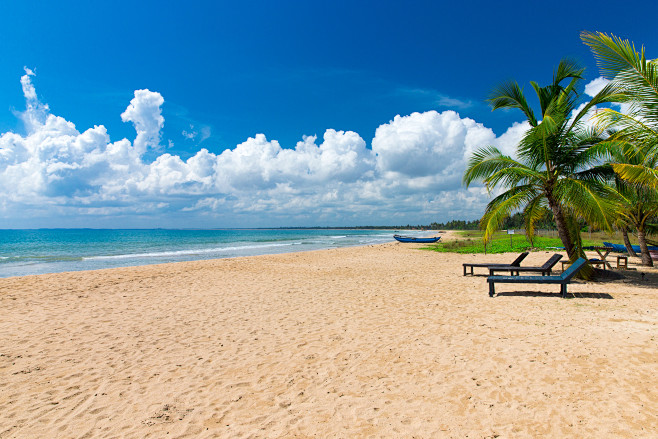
[
  {"left": 487, "top": 257, "right": 587, "bottom": 298},
  {"left": 488, "top": 254, "right": 562, "bottom": 276},
  {"left": 462, "top": 252, "right": 529, "bottom": 276}
]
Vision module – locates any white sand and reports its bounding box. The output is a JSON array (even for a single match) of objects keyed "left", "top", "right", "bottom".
[{"left": 1, "top": 237, "right": 657, "bottom": 438}]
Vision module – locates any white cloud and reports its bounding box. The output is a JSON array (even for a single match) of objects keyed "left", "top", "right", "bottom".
[
  {"left": 584, "top": 77, "right": 610, "bottom": 98},
  {"left": 214, "top": 130, "right": 374, "bottom": 192},
  {"left": 493, "top": 121, "right": 530, "bottom": 157},
  {"left": 182, "top": 127, "right": 197, "bottom": 140},
  {"left": 372, "top": 110, "right": 497, "bottom": 191},
  {"left": 20, "top": 67, "right": 37, "bottom": 101},
  {"left": 19, "top": 67, "right": 50, "bottom": 132},
  {"left": 0, "top": 71, "right": 538, "bottom": 227},
  {"left": 120, "top": 89, "right": 164, "bottom": 155}
]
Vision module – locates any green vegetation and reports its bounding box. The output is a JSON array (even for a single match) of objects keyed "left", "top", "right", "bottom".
[
  {"left": 429, "top": 219, "right": 480, "bottom": 230},
  {"left": 422, "top": 231, "right": 599, "bottom": 254},
  {"left": 429, "top": 212, "right": 556, "bottom": 231}
]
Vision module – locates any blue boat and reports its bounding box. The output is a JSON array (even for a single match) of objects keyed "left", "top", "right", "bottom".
[
  {"left": 603, "top": 241, "right": 658, "bottom": 253},
  {"left": 394, "top": 235, "right": 441, "bottom": 243},
  {"left": 603, "top": 242, "right": 627, "bottom": 252}
]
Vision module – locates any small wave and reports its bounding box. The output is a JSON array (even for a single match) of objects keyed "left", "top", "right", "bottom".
[
  {"left": 84, "top": 242, "right": 299, "bottom": 260},
  {"left": 0, "top": 255, "right": 83, "bottom": 264},
  {"left": 330, "top": 235, "right": 348, "bottom": 239}
]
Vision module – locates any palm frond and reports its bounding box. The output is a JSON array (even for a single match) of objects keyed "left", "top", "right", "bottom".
[
  {"left": 568, "top": 82, "right": 629, "bottom": 133},
  {"left": 582, "top": 31, "right": 658, "bottom": 122},
  {"left": 571, "top": 164, "right": 616, "bottom": 183},
  {"left": 480, "top": 186, "right": 538, "bottom": 242},
  {"left": 595, "top": 108, "right": 658, "bottom": 144},
  {"left": 487, "top": 81, "right": 538, "bottom": 126},
  {"left": 554, "top": 58, "right": 585, "bottom": 84},
  {"left": 612, "top": 163, "right": 658, "bottom": 188},
  {"left": 554, "top": 179, "right": 619, "bottom": 231},
  {"left": 522, "top": 195, "right": 547, "bottom": 246},
  {"left": 463, "top": 146, "right": 523, "bottom": 188}
]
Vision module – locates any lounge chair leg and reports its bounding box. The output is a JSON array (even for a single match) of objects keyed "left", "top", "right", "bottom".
[
  {"left": 489, "top": 283, "right": 495, "bottom": 297},
  {"left": 561, "top": 284, "right": 567, "bottom": 298}
]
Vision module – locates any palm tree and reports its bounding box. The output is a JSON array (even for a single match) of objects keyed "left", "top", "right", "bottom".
[
  {"left": 581, "top": 31, "right": 658, "bottom": 188},
  {"left": 463, "top": 59, "right": 618, "bottom": 262},
  {"left": 615, "top": 185, "right": 658, "bottom": 267},
  {"left": 603, "top": 140, "right": 658, "bottom": 266},
  {"left": 582, "top": 32, "right": 658, "bottom": 265},
  {"left": 620, "top": 226, "right": 638, "bottom": 257}
]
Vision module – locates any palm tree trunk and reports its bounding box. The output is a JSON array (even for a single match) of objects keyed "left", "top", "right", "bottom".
[
  {"left": 637, "top": 228, "right": 654, "bottom": 267},
  {"left": 547, "top": 197, "right": 575, "bottom": 257},
  {"left": 621, "top": 228, "right": 638, "bottom": 257}
]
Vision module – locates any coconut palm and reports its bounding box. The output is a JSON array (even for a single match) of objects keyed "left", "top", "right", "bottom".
[
  {"left": 581, "top": 31, "right": 658, "bottom": 188},
  {"left": 602, "top": 140, "right": 658, "bottom": 266},
  {"left": 463, "top": 59, "right": 618, "bottom": 262},
  {"left": 615, "top": 184, "right": 658, "bottom": 267},
  {"left": 582, "top": 32, "right": 658, "bottom": 264}
]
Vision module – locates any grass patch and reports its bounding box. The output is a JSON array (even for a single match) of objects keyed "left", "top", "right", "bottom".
[{"left": 423, "top": 231, "right": 601, "bottom": 254}]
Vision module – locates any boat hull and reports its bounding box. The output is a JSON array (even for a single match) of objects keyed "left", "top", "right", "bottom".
[
  {"left": 394, "top": 235, "right": 441, "bottom": 243},
  {"left": 603, "top": 242, "right": 658, "bottom": 252}
]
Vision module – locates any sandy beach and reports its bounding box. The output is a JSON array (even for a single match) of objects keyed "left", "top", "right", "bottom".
[{"left": 1, "top": 236, "right": 657, "bottom": 438}]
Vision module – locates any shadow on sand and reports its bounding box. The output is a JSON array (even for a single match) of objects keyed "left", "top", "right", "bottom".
[{"left": 495, "top": 291, "right": 614, "bottom": 299}]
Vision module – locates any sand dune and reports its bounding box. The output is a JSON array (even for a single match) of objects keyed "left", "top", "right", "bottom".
[{"left": 1, "top": 240, "right": 657, "bottom": 438}]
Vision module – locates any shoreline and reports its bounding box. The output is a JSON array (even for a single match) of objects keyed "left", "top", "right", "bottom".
[
  {"left": 1, "top": 242, "right": 656, "bottom": 437},
  {"left": 0, "top": 228, "right": 421, "bottom": 279}
]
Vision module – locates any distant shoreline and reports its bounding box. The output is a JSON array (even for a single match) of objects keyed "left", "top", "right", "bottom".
[{"left": 0, "top": 227, "right": 439, "bottom": 231}]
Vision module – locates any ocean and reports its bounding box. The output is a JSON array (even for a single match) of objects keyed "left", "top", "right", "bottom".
[{"left": 0, "top": 229, "right": 418, "bottom": 278}]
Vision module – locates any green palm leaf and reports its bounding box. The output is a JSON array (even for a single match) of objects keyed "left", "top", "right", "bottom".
[
  {"left": 487, "top": 81, "right": 538, "bottom": 126},
  {"left": 612, "top": 163, "right": 658, "bottom": 188}
]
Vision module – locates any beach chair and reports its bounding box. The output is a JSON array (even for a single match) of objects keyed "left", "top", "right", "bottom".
[
  {"left": 487, "top": 254, "right": 563, "bottom": 276},
  {"left": 487, "top": 257, "right": 587, "bottom": 298},
  {"left": 462, "top": 252, "right": 529, "bottom": 276}
]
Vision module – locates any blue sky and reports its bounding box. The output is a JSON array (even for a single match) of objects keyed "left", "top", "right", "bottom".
[{"left": 0, "top": 1, "right": 656, "bottom": 228}]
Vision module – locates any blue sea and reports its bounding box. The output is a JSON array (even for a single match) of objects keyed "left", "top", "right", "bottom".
[{"left": 0, "top": 229, "right": 418, "bottom": 278}]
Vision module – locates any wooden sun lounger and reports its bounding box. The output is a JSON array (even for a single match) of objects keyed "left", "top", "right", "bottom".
[
  {"left": 487, "top": 254, "right": 563, "bottom": 276},
  {"left": 462, "top": 252, "right": 529, "bottom": 276},
  {"left": 487, "top": 258, "right": 587, "bottom": 298}
]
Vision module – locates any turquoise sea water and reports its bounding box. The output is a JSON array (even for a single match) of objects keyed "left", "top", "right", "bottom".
[{"left": 0, "top": 229, "right": 416, "bottom": 278}]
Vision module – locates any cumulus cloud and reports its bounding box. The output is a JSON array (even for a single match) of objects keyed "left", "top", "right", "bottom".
[
  {"left": 120, "top": 89, "right": 164, "bottom": 154},
  {"left": 372, "top": 111, "right": 506, "bottom": 192},
  {"left": 0, "top": 71, "right": 538, "bottom": 227}
]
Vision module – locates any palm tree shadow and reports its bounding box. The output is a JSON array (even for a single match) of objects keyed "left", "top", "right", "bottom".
[{"left": 590, "top": 267, "right": 658, "bottom": 290}]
